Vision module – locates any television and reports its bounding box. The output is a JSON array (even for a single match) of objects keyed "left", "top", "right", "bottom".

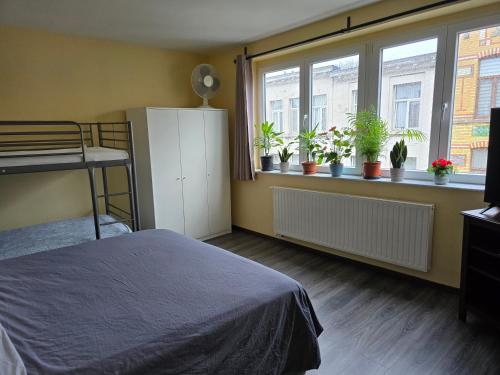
[{"left": 483, "top": 107, "right": 500, "bottom": 211}]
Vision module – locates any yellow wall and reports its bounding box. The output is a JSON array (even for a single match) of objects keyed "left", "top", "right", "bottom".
[
  {"left": 208, "top": 0, "right": 500, "bottom": 287},
  {"left": 0, "top": 25, "right": 206, "bottom": 230}
]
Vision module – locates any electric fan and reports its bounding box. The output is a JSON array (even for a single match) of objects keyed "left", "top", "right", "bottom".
[{"left": 191, "top": 64, "right": 220, "bottom": 108}]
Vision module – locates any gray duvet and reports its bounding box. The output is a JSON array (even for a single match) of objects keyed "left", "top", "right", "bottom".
[{"left": 0, "top": 229, "right": 322, "bottom": 374}]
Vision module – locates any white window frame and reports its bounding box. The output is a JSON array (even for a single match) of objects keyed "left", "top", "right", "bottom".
[
  {"left": 259, "top": 60, "right": 304, "bottom": 171},
  {"left": 256, "top": 14, "right": 500, "bottom": 185},
  {"left": 368, "top": 26, "right": 447, "bottom": 181},
  {"left": 439, "top": 14, "right": 500, "bottom": 185},
  {"left": 258, "top": 45, "right": 365, "bottom": 174}
]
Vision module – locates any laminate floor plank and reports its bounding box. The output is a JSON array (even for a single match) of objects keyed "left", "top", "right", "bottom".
[{"left": 206, "top": 230, "right": 500, "bottom": 375}]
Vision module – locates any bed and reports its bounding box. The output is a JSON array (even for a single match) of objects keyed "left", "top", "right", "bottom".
[
  {"left": 0, "top": 215, "right": 131, "bottom": 261},
  {"left": 0, "top": 146, "right": 129, "bottom": 168},
  {"left": 0, "top": 229, "right": 322, "bottom": 374},
  {"left": 0, "top": 121, "right": 140, "bottom": 239}
]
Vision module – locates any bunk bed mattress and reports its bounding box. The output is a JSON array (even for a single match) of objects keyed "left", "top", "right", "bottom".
[
  {"left": 0, "top": 229, "right": 323, "bottom": 375},
  {"left": 0, "top": 215, "right": 131, "bottom": 261},
  {"left": 0, "top": 146, "right": 129, "bottom": 167}
]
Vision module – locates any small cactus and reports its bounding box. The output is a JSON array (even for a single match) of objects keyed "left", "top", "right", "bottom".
[{"left": 390, "top": 140, "right": 407, "bottom": 168}]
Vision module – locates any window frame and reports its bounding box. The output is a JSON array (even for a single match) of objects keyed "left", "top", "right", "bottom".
[
  {"left": 256, "top": 14, "right": 500, "bottom": 185},
  {"left": 440, "top": 14, "right": 500, "bottom": 185},
  {"left": 259, "top": 61, "right": 303, "bottom": 168},
  {"left": 307, "top": 45, "right": 366, "bottom": 174},
  {"left": 258, "top": 45, "right": 365, "bottom": 174},
  {"left": 369, "top": 26, "right": 447, "bottom": 180}
]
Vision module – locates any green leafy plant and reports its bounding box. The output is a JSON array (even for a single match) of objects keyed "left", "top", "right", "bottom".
[
  {"left": 254, "top": 121, "right": 283, "bottom": 156},
  {"left": 277, "top": 141, "right": 295, "bottom": 163},
  {"left": 319, "top": 126, "right": 353, "bottom": 165},
  {"left": 348, "top": 106, "right": 389, "bottom": 163},
  {"left": 296, "top": 124, "right": 324, "bottom": 163},
  {"left": 390, "top": 129, "right": 426, "bottom": 168}
]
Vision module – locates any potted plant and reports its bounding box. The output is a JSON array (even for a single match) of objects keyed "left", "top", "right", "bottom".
[
  {"left": 254, "top": 121, "right": 283, "bottom": 171},
  {"left": 319, "top": 126, "right": 353, "bottom": 177},
  {"left": 428, "top": 158, "right": 454, "bottom": 185},
  {"left": 349, "top": 107, "right": 389, "bottom": 179},
  {"left": 296, "top": 124, "right": 323, "bottom": 175},
  {"left": 277, "top": 142, "right": 295, "bottom": 173},
  {"left": 389, "top": 130, "right": 426, "bottom": 182}
]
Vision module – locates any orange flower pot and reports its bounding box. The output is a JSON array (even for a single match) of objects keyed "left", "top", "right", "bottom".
[
  {"left": 363, "top": 161, "right": 381, "bottom": 179},
  {"left": 301, "top": 161, "right": 317, "bottom": 175}
]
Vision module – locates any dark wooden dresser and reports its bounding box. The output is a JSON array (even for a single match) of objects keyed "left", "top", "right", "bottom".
[{"left": 460, "top": 208, "right": 500, "bottom": 327}]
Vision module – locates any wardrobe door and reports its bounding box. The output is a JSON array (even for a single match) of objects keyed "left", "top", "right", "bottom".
[
  {"left": 146, "top": 109, "right": 185, "bottom": 234},
  {"left": 178, "top": 110, "right": 210, "bottom": 238},
  {"left": 204, "top": 110, "right": 231, "bottom": 235}
]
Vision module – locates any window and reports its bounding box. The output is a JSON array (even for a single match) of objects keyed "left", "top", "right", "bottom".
[
  {"left": 311, "top": 55, "right": 360, "bottom": 168},
  {"left": 289, "top": 97, "right": 300, "bottom": 135},
  {"left": 263, "top": 67, "right": 301, "bottom": 162},
  {"left": 312, "top": 95, "right": 327, "bottom": 130},
  {"left": 448, "top": 24, "right": 500, "bottom": 176},
  {"left": 379, "top": 38, "right": 437, "bottom": 171},
  {"left": 471, "top": 147, "right": 488, "bottom": 171},
  {"left": 476, "top": 57, "right": 500, "bottom": 116},
  {"left": 393, "top": 82, "right": 421, "bottom": 129},
  {"left": 258, "top": 16, "right": 499, "bottom": 183},
  {"left": 270, "top": 100, "right": 283, "bottom": 131}
]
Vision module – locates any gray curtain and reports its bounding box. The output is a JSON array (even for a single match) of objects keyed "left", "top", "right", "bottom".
[{"left": 233, "top": 54, "right": 255, "bottom": 181}]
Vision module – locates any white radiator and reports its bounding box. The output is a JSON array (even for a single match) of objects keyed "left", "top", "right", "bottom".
[{"left": 272, "top": 187, "right": 434, "bottom": 272}]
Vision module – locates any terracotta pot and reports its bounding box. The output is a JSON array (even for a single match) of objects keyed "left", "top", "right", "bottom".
[
  {"left": 301, "top": 161, "right": 317, "bottom": 175},
  {"left": 363, "top": 161, "right": 381, "bottom": 179}
]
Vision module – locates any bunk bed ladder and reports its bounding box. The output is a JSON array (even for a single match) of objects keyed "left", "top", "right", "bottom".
[{"left": 86, "top": 121, "right": 140, "bottom": 240}]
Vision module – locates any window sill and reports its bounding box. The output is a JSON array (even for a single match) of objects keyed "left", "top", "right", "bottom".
[{"left": 256, "top": 169, "right": 485, "bottom": 192}]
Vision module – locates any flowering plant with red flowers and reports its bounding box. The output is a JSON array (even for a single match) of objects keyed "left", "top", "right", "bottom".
[{"left": 427, "top": 158, "right": 454, "bottom": 176}]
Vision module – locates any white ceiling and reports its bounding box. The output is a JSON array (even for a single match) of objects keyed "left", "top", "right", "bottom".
[{"left": 0, "top": 0, "right": 379, "bottom": 51}]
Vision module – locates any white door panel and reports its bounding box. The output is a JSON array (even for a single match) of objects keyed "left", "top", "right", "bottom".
[
  {"left": 146, "top": 109, "right": 185, "bottom": 234},
  {"left": 178, "top": 110, "right": 210, "bottom": 238},
  {"left": 204, "top": 110, "right": 231, "bottom": 235}
]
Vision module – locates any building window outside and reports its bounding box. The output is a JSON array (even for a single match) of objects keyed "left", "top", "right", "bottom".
[
  {"left": 312, "top": 94, "right": 327, "bottom": 131},
  {"left": 270, "top": 100, "right": 283, "bottom": 131},
  {"left": 351, "top": 89, "right": 358, "bottom": 113},
  {"left": 393, "top": 82, "right": 421, "bottom": 129},
  {"left": 471, "top": 147, "right": 488, "bottom": 171},
  {"left": 289, "top": 97, "right": 300, "bottom": 135},
  {"left": 476, "top": 57, "right": 500, "bottom": 116}
]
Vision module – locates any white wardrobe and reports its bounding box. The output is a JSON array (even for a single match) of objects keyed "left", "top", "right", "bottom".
[{"left": 126, "top": 107, "right": 231, "bottom": 240}]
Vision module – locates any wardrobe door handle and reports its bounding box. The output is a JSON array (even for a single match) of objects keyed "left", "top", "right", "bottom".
[
  {"left": 182, "top": 177, "right": 186, "bottom": 180},
  {"left": 176, "top": 177, "right": 180, "bottom": 181}
]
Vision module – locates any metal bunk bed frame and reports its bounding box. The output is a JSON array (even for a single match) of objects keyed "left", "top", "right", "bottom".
[{"left": 0, "top": 121, "right": 140, "bottom": 239}]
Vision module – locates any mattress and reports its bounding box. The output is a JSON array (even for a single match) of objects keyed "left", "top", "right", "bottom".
[
  {"left": 0, "top": 146, "right": 129, "bottom": 168},
  {"left": 0, "top": 229, "right": 322, "bottom": 375},
  {"left": 0, "top": 215, "right": 131, "bottom": 261}
]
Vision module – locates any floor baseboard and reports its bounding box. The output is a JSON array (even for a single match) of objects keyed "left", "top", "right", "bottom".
[{"left": 231, "top": 225, "right": 459, "bottom": 294}]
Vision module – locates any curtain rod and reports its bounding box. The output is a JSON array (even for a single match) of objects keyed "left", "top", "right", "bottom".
[{"left": 233, "top": 0, "right": 464, "bottom": 63}]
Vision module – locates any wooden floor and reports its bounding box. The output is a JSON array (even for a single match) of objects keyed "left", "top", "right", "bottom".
[{"left": 207, "top": 229, "right": 500, "bottom": 375}]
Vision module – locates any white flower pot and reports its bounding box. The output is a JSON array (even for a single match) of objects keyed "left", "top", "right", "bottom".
[
  {"left": 279, "top": 162, "right": 290, "bottom": 173},
  {"left": 434, "top": 174, "right": 449, "bottom": 185},
  {"left": 390, "top": 168, "right": 405, "bottom": 182}
]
